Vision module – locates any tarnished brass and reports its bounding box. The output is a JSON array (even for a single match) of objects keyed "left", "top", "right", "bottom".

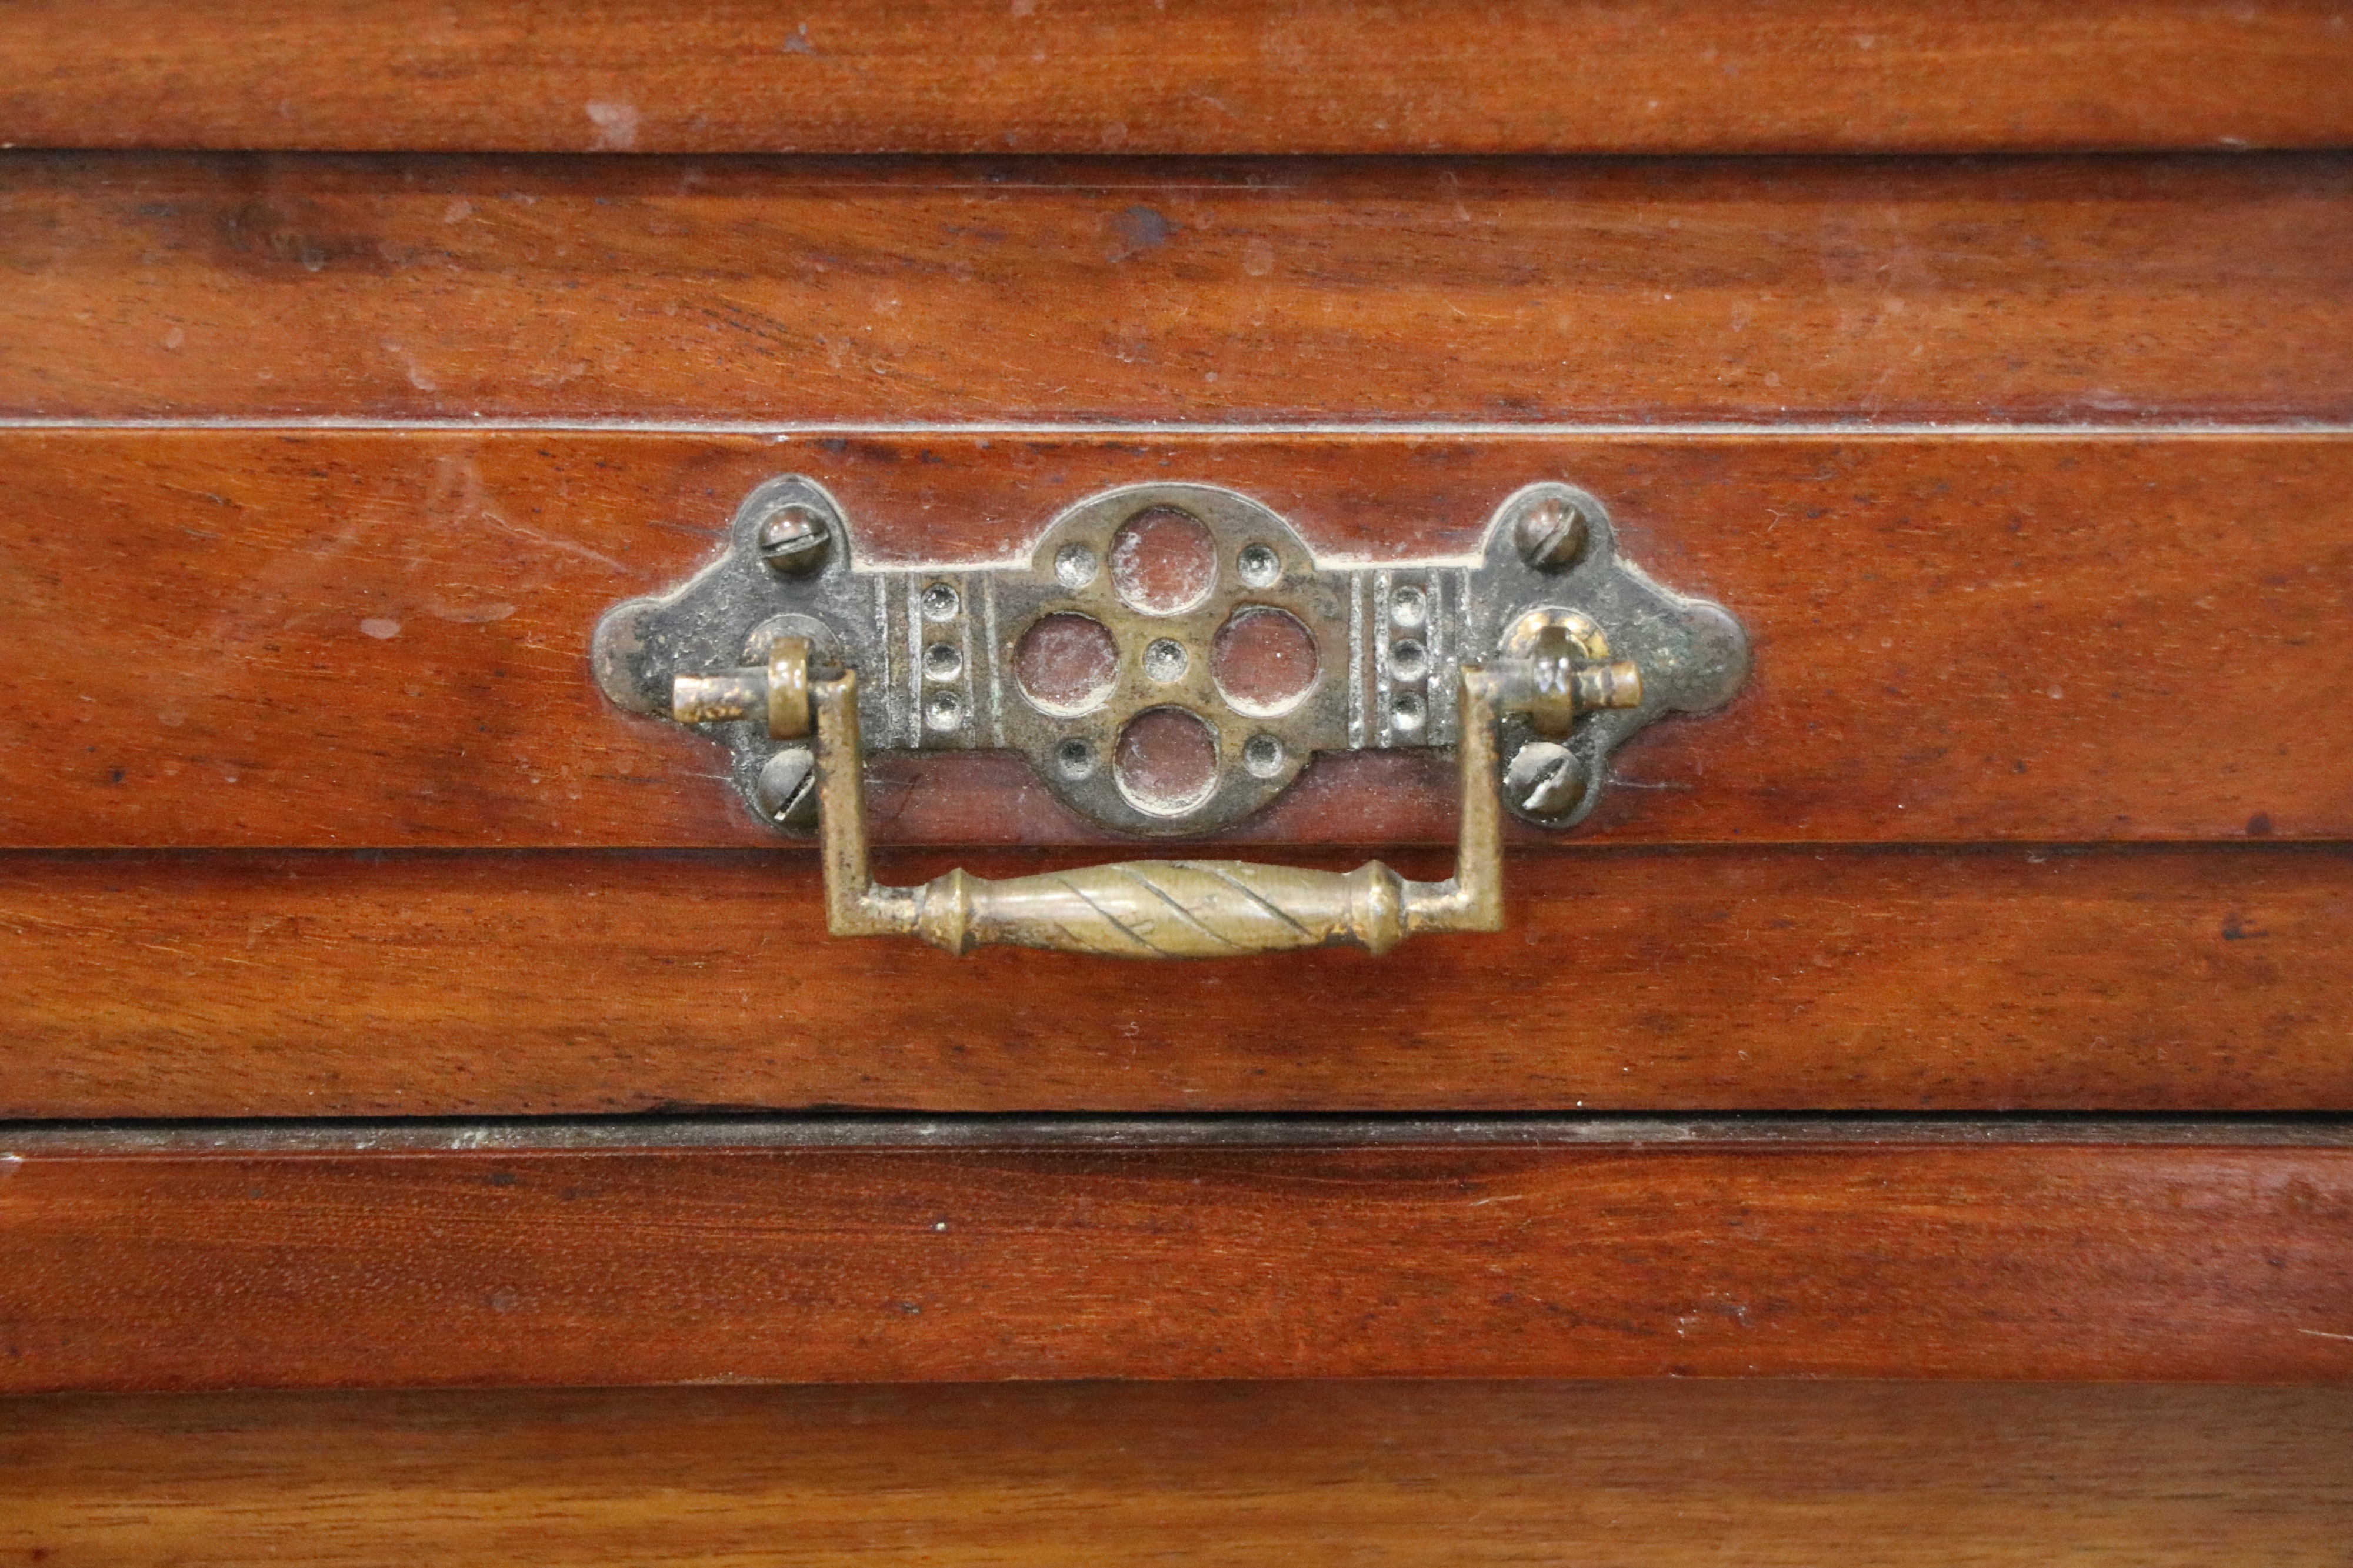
[
  {"left": 626, "top": 474, "right": 1748, "bottom": 957},
  {"left": 764, "top": 635, "right": 812, "bottom": 740},
  {"left": 668, "top": 636, "right": 814, "bottom": 738},
  {"left": 670, "top": 623, "right": 1652, "bottom": 954},
  {"left": 597, "top": 476, "right": 1749, "bottom": 841},
  {"left": 1495, "top": 609, "right": 1644, "bottom": 738},
  {"left": 1522, "top": 622, "right": 1641, "bottom": 738},
  {"left": 668, "top": 670, "right": 769, "bottom": 727},
  {"left": 808, "top": 652, "right": 1507, "bottom": 958},
  {"left": 763, "top": 595, "right": 1655, "bottom": 953}
]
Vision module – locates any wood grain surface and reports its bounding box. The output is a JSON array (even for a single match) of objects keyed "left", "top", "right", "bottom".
[
  {"left": 5, "top": 153, "right": 2348, "bottom": 423},
  {"left": 6, "top": 1380, "right": 2350, "bottom": 1566},
  {"left": 4, "top": 430, "right": 2347, "bottom": 849},
  {"left": 4, "top": 1137, "right": 2349, "bottom": 1391},
  {"left": 4, "top": 846, "right": 2348, "bottom": 1117},
  {"left": 5, "top": 1, "right": 2351, "bottom": 156}
]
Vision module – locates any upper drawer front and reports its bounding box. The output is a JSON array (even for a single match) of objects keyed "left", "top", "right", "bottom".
[
  {"left": 5, "top": 429, "right": 2349, "bottom": 849},
  {"left": 5, "top": 149, "right": 2349, "bottom": 1115},
  {"left": 5, "top": 1, "right": 2351, "bottom": 156},
  {"left": 7, "top": 154, "right": 2346, "bottom": 425},
  {"left": 5, "top": 154, "right": 2349, "bottom": 850}
]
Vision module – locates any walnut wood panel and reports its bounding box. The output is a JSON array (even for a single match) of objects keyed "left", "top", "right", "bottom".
[
  {"left": 6, "top": 1382, "right": 2349, "bottom": 1566},
  {"left": 5, "top": 1, "right": 2350, "bottom": 156},
  {"left": 3, "top": 431, "right": 2348, "bottom": 849},
  {"left": 5, "top": 153, "right": 2349, "bottom": 423},
  {"left": 2, "top": 847, "right": 2347, "bottom": 1117},
  {"left": 3, "top": 1139, "right": 2349, "bottom": 1391}
]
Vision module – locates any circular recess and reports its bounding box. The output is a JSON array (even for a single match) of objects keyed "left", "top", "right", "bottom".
[
  {"left": 1109, "top": 506, "right": 1218, "bottom": 615},
  {"left": 1390, "top": 690, "right": 1427, "bottom": 732},
  {"left": 1054, "top": 543, "right": 1099, "bottom": 590},
  {"left": 1390, "top": 638, "right": 1428, "bottom": 681},
  {"left": 1143, "top": 638, "right": 1189, "bottom": 684},
  {"left": 921, "top": 582, "right": 961, "bottom": 622},
  {"left": 1242, "top": 733, "right": 1286, "bottom": 779},
  {"left": 1014, "top": 613, "right": 1119, "bottom": 715},
  {"left": 1114, "top": 706, "right": 1219, "bottom": 816},
  {"left": 1211, "top": 606, "right": 1319, "bottom": 716},
  {"left": 1389, "top": 585, "right": 1428, "bottom": 628},
  {"left": 925, "top": 690, "right": 964, "bottom": 732},
  {"left": 1055, "top": 737, "right": 1098, "bottom": 780},
  {"left": 738, "top": 612, "right": 844, "bottom": 670},
  {"left": 1237, "top": 543, "right": 1281, "bottom": 589},
  {"left": 923, "top": 642, "right": 962, "bottom": 682}
]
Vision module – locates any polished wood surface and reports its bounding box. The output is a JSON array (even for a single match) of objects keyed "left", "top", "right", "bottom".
[
  {"left": 5, "top": 153, "right": 2347, "bottom": 423},
  {"left": 6, "top": 1, "right": 2351, "bottom": 157},
  {"left": 7, "top": 13, "right": 2351, "bottom": 1424},
  {"left": 5, "top": 847, "right": 2348, "bottom": 1117},
  {"left": 5, "top": 1136, "right": 2349, "bottom": 1391},
  {"left": 6, "top": 1380, "right": 2351, "bottom": 1565},
  {"left": 5, "top": 431, "right": 2347, "bottom": 848}
]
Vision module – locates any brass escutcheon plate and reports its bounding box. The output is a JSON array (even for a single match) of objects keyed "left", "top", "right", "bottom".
[{"left": 594, "top": 477, "right": 1748, "bottom": 838}]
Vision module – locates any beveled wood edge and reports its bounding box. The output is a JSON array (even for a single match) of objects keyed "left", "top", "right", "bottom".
[
  {"left": 7, "top": 419, "right": 2351, "bottom": 436},
  {"left": 11, "top": 839, "right": 2348, "bottom": 860},
  {"left": 9, "top": 1113, "right": 2352, "bottom": 1156}
]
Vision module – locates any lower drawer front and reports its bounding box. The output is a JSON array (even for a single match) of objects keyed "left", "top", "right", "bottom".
[
  {"left": 5, "top": 846, "right": 2348, "bottom": 1116},
  {"left": 4, "top": 1123, "right": 2348, "bottom": 1392},
  {"left": 8, "top": 1382, "right": 2350, "bottom": 1565},
  {"left": 5, "top": 427, "right": 2350, "bottom": 1115}
]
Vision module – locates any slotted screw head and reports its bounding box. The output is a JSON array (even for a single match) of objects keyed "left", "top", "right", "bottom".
[
  {"left": 753, "top": 746, "right": 819, "bottom": 828},
  {"left": 1503, "top": 740, "right": 1589, "bottom": 823},
  {"left": 757, "top": 505, "right": 832, "bottom": 576},
  {"left": 1514, "top": 496, "right": 1591, "bottom": 573}
]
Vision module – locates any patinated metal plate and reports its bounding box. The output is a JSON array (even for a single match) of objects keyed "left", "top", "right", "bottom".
[{"left": 594, "top": 476, "right": 1747, "bottom": 837}]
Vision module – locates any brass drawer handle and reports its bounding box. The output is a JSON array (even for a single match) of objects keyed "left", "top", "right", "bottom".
[
  {"left": 798, "top": 645, "right": 1600, "bottom": 958},
  {"left": 681, "top": 634, "right": 1626, "bottom": 957},
  {"left": 599, "top": 476, "right": 1745, "bottom": 955}
]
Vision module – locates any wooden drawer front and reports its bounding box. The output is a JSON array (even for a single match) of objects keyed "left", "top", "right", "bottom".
[
  {"left": 4, "top": 1123, "right": 2349, "bottom": 1392},
  {"left": 7, "top": 848, "right": 2350, "bottom": 1117},
  {"left": 3, "top": 6, "right": 2351, "bottom": 1422},
  {"left": 4, "top": 430, "right": 2348, "bottom": 850},
  {"left": 5, "top": 149, "right": 2351, "bottom": 1114}
]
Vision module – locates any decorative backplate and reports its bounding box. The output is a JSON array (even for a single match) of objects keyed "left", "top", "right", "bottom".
[{"left": 594, "top": 476, "right": 1747, "bottom": 837}]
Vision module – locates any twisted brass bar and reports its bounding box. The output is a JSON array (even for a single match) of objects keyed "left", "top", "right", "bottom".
[{"left": 814, "top": 666, "right": 1509, "bottom": 958}]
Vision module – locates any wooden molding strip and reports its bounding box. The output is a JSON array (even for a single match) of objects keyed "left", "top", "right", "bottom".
[
  {"left": 5, "top": 154, "right": 2347, "bottom": 425},
  {"left": 8, "top": 1381, "right": 2351, "bottom": 1564},
  {"left": 4, "top": 1, "right": 2350, "bottom": 156},
  {"left": 4, "top": 1128, "right": 2349, "bottom": 1390}
]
